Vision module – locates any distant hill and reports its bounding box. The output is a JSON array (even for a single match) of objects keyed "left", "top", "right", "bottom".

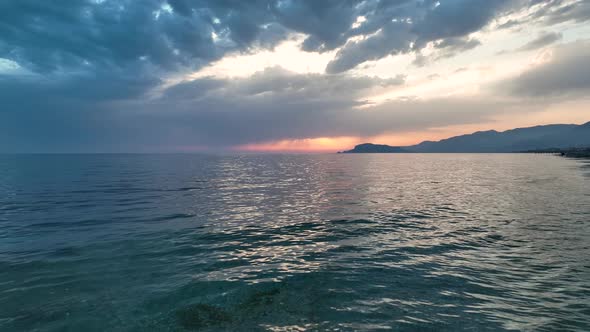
[
  {"left": 340, "top": 122, "right": 590, "bottom": 153},
  {"left": 340, "top": 143, "right": 408, "bottom": 153}
]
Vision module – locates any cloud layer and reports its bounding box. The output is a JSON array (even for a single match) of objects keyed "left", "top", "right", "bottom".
[
  {"left": 503, "top": 40, "right": 590, "bottom": 97},
  {"left": 1, "top": 0, "right": 589, "bottom": 152},
  {"left": 0, "top": 66, "right": 543, "bottom": 152},
  {"left": 3, "top": 0, "right": 579, "bottom": 76}
]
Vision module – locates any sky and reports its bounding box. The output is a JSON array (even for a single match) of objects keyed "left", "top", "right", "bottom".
[{"left": 1, "top": 0, "right": 589, "bottom": 153}]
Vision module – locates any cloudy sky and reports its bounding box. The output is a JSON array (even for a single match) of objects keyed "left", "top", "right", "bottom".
[{"left": 1, "top": 0, "right": 589, "bottom": 152}]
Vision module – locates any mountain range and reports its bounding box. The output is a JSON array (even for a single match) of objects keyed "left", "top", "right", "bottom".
[{"left": 340, "top": 121, "right": 590, "bottom": 153}]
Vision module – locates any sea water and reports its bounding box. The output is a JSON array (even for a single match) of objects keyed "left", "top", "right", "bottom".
[{"left": 1, "top": 154, "right": 589, "bottom": 331}]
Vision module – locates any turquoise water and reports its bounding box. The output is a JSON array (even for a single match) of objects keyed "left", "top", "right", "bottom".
[{"left": 1, "top": 154, "right": 589, "bottom": 331}]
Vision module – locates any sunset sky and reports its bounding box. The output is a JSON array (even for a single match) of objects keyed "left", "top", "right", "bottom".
[{"left": 1, "top": 0, "right": 589, "bottom": 152}]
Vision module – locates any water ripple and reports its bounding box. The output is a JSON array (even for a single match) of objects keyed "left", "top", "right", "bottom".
[{"left": 0, "top": 154, "right": 589, "bottom": 331}]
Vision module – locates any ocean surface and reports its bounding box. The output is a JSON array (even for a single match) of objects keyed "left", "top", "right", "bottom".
[{"left": 1, "top": 154, "right": 589, "bottom": 331}]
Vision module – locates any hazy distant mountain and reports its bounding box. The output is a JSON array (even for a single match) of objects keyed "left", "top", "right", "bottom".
[
  {"left": 340, "top": 143, "right": 408, "bottom": 153},
  {"left": 340, "top": 122, "right": 590, "bottom": 153},
  {"left": 407, "top": 122, "right": 590, "bottom": 152}
]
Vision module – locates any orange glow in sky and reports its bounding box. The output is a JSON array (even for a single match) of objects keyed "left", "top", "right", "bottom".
[
  {"left": 234, "top": 110, "right": 590, "bottom": 153},
  {"left": 234, "top": 131, "right": 455, "bottom": 152},
  {"left": 235, "top": 137, "right": 361, "bottom": 153}
]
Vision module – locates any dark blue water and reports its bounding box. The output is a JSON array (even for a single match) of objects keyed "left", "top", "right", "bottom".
[{"left": 1, "top": 154, "right": 589, "bottom": 331}]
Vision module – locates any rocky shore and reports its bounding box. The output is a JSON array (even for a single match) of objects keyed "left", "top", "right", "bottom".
[{"left": 524, "top": 147, "right": 590, "bottom": 158}]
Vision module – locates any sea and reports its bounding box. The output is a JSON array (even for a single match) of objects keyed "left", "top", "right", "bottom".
[{"left": 0, "top": 153, "right": 589, "bottom": 331}]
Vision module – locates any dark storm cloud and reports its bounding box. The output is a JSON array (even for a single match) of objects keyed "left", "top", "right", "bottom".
[
  {"left": 410, "top": 0, "right": 512, "bottom": 47},
  {"left": 274, "top": 0, "right": 364, "bottom": 52},
  {"left": 1, "top": 0, "right": 588, "bottom": 152},
  {"left": 0, "top": 0, "right": 372, "bottom": 75},
  {"left": 0, "top": 0, "right": 218, "bottom": 73},
  {"left": 103, "top": 85, "right": 515, "bottom": 148},
  {"left": 323, "top": 0, "right": 588, "bottom": 72},
  {"left": 326, "top": 21, "right": 415, "bottom": 73},
  {"left": 1, "top": 0, "right": 546, "bottom": 77},
  {"left": 0, "top": 66, "right": 504, "bottom": 151},
  {"left": 0, "top": 75, "right": 120, "bottom": 152},
  {"left": 500, "top": 40, "right": 590, "bottom": 97},
  {"left": 326, "top": 0, "right": 519, "bottom": 73}
]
